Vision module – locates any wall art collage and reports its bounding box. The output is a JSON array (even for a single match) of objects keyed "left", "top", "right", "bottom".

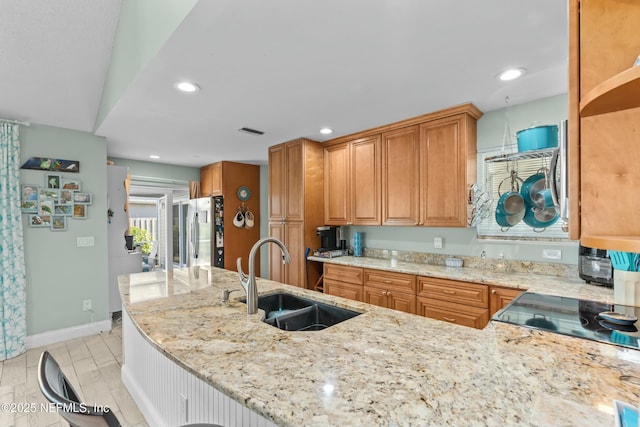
[{"left": 20, "top": 172, "right": 92, "bottom": 232}]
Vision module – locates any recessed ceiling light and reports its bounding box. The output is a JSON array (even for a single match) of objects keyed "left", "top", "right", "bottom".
[
  {"left": 174, "top": 81, "right": 200, "bottom": 93},
  {"left": 149, "top": 155, "right": 160, "bottom": 159},
  {"left": 497, "top": 68, "right": 526, "bottom": 81},
  {"left": 320, "top": 127, "right": 333, "bottom": 135}
]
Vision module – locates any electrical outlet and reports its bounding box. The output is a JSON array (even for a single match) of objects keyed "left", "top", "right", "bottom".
[
  {"left": 543, "top": 249, "right": 562, "bottom": 260},
  {"left": 433, "top": 237, "right": 443, "bottom": 249},
  {"left": 82, "top": 299, "right": 92, "bottom": 311},
  {"left": 77, "top": 236, "right": 95, "bottom": 247}
]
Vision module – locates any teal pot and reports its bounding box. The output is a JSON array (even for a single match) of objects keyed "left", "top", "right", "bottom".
[
  {"left": 523, "top": 206, "right": 559, "bottom": 230},
  {"left": 520, "top": 170, "right": 547, "bottom": 208},
  {"left": 517, "top": 125, "right": 558, "bottom": 152},
  {"left": 495, "top": 204, "right": 525, "bottom": 229}
]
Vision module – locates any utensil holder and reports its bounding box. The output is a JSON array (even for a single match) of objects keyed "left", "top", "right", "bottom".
[{"left": 614, "top": 270, "right": 640, "bottom": 305}]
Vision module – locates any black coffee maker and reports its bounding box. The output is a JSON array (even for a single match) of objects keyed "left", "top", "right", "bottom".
[{"left": 316, "top": 226, "right": 339, "bottom": 251}]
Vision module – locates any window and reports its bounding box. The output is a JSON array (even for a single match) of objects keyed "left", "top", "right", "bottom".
[{"left": 476, "top": 146, "right": 568, "bottom": 239}]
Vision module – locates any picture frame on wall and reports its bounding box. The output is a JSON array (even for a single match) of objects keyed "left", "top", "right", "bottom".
[
  {"left": 61, "top": 178, "right": 81, "bottom": 191},
  {"left": 51, "top": 216, "right": 67, "bottom": 231},
  {"left": 73, "top": 204, "right": 87, "bottom": 219},
  {"left": 45, "top": 174, "right": 61, "bottom": 189},
  {"left": 59, "top": 190, "right": 73, "bottom": 204},
  {"left": 54, "top": 204, "right": 73, "bottom": 216},
  {"left": 38, "top": 188, "right": 58, "bottom": 201},
  {"left": 22, "top": 184, "right": 38, "bottom": 201},
  {"left": 73, "top": 192, "right": 92, "bottom": 205},
  {"left": 38, "top": 200, "right": 54, "bottom": 216},
  {"left": 21, "top": 200, "right": 38, "bottom": 213},
  {"left": 29, "top": 214, "right": 51, "bottom": 227}
]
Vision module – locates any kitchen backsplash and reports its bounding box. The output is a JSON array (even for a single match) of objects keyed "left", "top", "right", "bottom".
[{"left": 363, "top": 248, "right": 577, "bottom": 278}]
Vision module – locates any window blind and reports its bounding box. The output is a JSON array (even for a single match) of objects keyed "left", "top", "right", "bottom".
[{"left": 476, "top": 146, "right": 569, "bottom": 239}]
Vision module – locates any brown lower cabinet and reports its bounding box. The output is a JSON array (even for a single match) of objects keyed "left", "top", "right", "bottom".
[
  {"left": 323, "top": 263, "right": 524, "bottom": 329},
  {"left": 363, "top": 269, "right": 416, "bottom": 314},
  {"left": 489, "top": 286, "right": 523, "bottom": 317}
]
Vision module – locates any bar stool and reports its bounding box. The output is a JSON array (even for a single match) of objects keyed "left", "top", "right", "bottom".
[{"left": 38, "top": 351, "right": 221, "bottom": 427}]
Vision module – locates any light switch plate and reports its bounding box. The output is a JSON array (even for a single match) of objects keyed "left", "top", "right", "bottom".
[
  {"left": 77, "top": 236, "right": 95, "bottom": 247},
  {"left": 434, "top": 237, "right": 443, "bottom": 249}
]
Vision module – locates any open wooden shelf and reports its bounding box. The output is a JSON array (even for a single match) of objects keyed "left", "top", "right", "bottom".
[
  {"left": 580, "top": 66, "right": 640, "bottom": 117},
  {"left": 581, "top": 235, "right": 640, "bottom": 253}
]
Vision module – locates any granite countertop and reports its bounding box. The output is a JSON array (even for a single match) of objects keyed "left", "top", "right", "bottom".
[
  {"left": 308, "top": 255, "right": 617, "bottom": 305},
  {"left": 119, "top": 265, "right": 640, "bottom": 427}
]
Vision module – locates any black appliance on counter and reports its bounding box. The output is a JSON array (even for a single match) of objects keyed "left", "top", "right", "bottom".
[
  {"left": 579, "top": 244, "right": 613, "bottom": 287},
  {"left": 493, "top": 292, "right": 640, "bottom": 349},
  {"left": 316, "top": 226, "right": 339, "bottom": 251}
]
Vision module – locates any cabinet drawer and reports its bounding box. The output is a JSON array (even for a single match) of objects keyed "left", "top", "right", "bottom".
[
  {"left": 417, "top": 276, "right": 488, "bottom": 308},
  {"left": 417, "top": 297, "right": 489, "bottom": 329},
  {"left": 324, "top": 279, "right": 363, "bottom": 302},
  {"left": 364, "top": 269, "right": 416, "bottom": 293},
  {"left": 324, "top": 264, "right": 363, "bottom": 285}
]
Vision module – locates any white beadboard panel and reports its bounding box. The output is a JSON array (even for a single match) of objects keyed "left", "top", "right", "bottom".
[{"left": 121, "top": 310, "right": 277, "bottom": 427}]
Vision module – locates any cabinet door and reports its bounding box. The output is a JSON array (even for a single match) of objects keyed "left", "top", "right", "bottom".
[
  {"left": 417, "top": 276, "right": 488, "bottom": 308},
  {"left": 284, "top": 221, "right": 305, "bottom": 288},
  {"left": 387, "top": 291, "right": 416, "bottom": 314},
  {"left": 351, "top": 136, "right": 381, "bottom": 225},
  {"left": 268, "top": 222, "right": 285, "bottom": 283},
  {"left": 285, "top": 141, "right": 305, "bottom": 221},
  {"left": 381, "top": 126, "right": 420, "bottom": 225},
  {"left": 324, "top": 279, "right": 363, "bottom": 302},
  {"left": 324, "top": 264, "right": 363, "bottom": 285},
  {"left": 268, "top": 145, "right": 285, "bottom": 221},
  {"left": 200, "top": 165, "right": 212, "bottom": 197},
  {"left": 363, "top": 286, "right": 388, "bottom": 308},
  {"left": 209, "top": 162, "right": 222, "bottom": 195},
  {"left": 418, "top": 297, "right": 489, "bottom": 329},
  {"left": 489, "top": 286, "right": 522, "bottom": 317},
  {"left": 324, "top": 142, "right": 350, "bottom": 225},
  {"left": 419, "top": 115, "right": 467, "bottom": 227}
]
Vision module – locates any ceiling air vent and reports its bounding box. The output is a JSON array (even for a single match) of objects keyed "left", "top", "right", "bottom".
[{"left": 238, "top": 127, "right": 264, "bottom": 135}]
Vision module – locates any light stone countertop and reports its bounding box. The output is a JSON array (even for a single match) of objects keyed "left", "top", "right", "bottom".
[{"left": 119, "top": 264, "right": 640, "bottom": 427}]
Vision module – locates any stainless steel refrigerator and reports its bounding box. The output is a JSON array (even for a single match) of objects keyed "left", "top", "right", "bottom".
[{"left": 187, "top": 196, "right": 225, "bottom": 269}]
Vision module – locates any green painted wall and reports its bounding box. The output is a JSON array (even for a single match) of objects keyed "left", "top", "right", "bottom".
[
  {"left": 96, "top": 0, "right": 198, "bottom": 128},
  {"left": 19, "top": 125, "right": 109, "bottom": 335},
  {"left": 346, "top": 94, "right": 578, "bottom": 266}
]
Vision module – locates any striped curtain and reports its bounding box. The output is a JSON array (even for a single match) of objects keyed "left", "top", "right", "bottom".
[{"left": 0, "top": 122, "right": 26, "bottom": 360}]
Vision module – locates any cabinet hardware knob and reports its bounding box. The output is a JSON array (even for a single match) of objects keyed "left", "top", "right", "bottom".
[
  {"left": 491, "top": 290, "right": 497, "bottom": 294},
  {"left": 443, "top": 290, "right": 456, "bottom": 295},
  {"left": 442, "top": 316, "right": 457, "bottom": 323}
]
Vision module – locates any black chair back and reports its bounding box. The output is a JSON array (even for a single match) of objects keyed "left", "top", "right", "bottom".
[{"left": 37, "top": 351, "right": 121, "bottom": 427}]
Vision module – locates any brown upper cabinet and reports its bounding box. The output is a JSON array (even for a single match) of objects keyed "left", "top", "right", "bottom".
[
  {"left": 200, "top": 162, "right": 222, "bottom": 197},
  {"left": 323, "top": 103, "right": 482, "bottom": 227},
  {"left": 569, "top": 0, "right": 640, "bottom": 251},
  {"left": 324, "top": 136, "right": 382, "bottom": 225}
]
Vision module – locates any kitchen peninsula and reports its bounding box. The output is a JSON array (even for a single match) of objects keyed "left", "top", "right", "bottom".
[{"left": 119, "top": 266, "right": 640, "bottom": 427}]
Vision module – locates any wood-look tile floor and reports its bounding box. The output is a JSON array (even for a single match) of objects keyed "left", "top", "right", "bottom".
[{"left": 0, "top": 319, "right": 149, "bottom": 427}]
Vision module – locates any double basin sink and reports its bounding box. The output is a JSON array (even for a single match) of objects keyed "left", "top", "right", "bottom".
[{"left": 244, "top": 292, "right": 361, "bottom": 331}]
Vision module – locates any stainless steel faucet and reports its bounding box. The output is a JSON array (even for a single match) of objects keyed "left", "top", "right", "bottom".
[{"left": 237, "top": 237, "right": 291, "bottom": 314}]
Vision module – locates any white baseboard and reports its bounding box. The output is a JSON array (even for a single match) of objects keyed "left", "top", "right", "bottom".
[{"left": 25, "top": 319, "right": 112, "bottom": 349}]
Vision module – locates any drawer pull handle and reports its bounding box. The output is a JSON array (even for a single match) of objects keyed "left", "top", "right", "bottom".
[
  {"left": 443, "top": 290, "right": 456, "bottom": 295},
  {"left": 383, "top": 280, "right": 392, "bottom": 284},
  {"left": 442, "top": 316, "right": 457, "bottom": 323}
]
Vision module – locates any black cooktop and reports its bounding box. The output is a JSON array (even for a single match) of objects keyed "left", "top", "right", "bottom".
[{"left": 492, "top": 292, "right": 640, "bottom": 349}]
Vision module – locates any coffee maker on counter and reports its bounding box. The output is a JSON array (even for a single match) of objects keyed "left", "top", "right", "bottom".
[{"left": 315, "top": 226, "right": 347, "bottom": 258}]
